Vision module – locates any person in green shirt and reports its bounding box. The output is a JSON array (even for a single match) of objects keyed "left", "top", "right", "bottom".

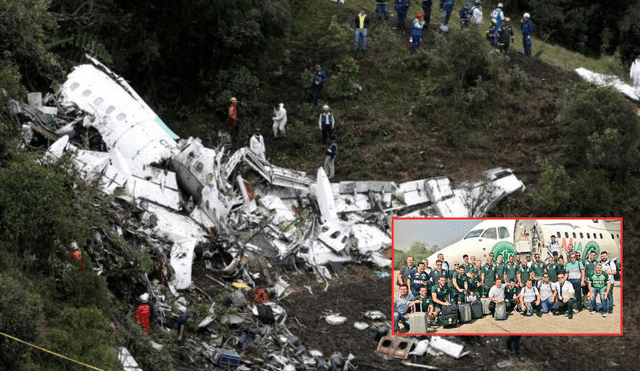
[
  {"left": 452, "top": 265, "right": 469, "bottom": 303},
  {"left": 495, "top": 254, "right": 507, "bottom": 283},
  {"left": 431, "top": 275, "right": 454, "bottom": 310},
  {"left": 397, "top": 256, "right": 416, "bottom": 286},
  {"left": 587, "top": 263, "right": 611, "bottom": 317},
  {"left": 504, "top": 279, "right": 521, "bottom": 313},
  {"left": 583, "top": 250, "right": 599, "bottom": 311},
  {"left": 531, "top": 253, "right": 546, "bottom": 284},
  {"left": 565, "top": 252, "right": 586, "bottom": 311},
  {"left": 481, "top": 255, "right": 497, "bottom": 297},
  {"left": 413, "top": 286, "right": 438, "bottom": 321},
  {"left": 517, "top": 257, "right": 531, "bottom": 288},
  {"left": 506, "top": 255, "right": 519, "bottom": 284},
  {"left": 462, "top": 254, "right": 474, "bottom": 275},
  {"left": 431, "top": 260, "right": 448, "bottom": 284},
  {"left": 545, "top": 256, "right": 559, "bottom": 282},
  {"left": 467, "top": 269, "right": 481, "bottom": 300}
]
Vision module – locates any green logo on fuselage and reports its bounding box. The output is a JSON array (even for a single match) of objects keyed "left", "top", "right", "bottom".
[{"left": 492, "top": 241, "right": 516, "bottom": 261}]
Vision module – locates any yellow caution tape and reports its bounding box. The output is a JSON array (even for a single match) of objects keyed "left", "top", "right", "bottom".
[
  {"left": 0, "top": 331, "right": 105, "bottom": 371},
  {"left": 232, "top": 282, "right": 250, "bottom": 289}
]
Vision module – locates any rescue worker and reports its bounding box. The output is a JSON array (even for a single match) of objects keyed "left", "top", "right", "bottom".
[
  {"left": 439, "top": 0, "right": 455, "bottom": 31},
  {"left": 631, "top": 55, "right": 640, "bottom": 88},
  {"left": 470, "top": 0, "right": 482, "bottom": 29},
  {"left": 324, "top": 136, "right": 337, "bottom": 179},
  {"left": 395, "top": 0, "right": 411, "bottom": 30},
  {"left": 376, "top": 0, "right": 390, "bottom": 21},
  {"left": 272, "top": 103, "right": 287, "bottom": 138},
  {"left": 318, "top": 105, "right": 335, "bottom": 144},
  {"left": 521, "top": 13, "right": 534, "bottom": 57},
  {"left": 410, "top": 13, "right": 426, "bottom": 53},
  {"left": 249, "top": 128, "right": 266, "bottom": 161},
  {"left": 135, "top": 293, "right": 152, "bottom": 333},
  {"left": 311, "top": 65, "right": 327, "bottom": 106},
  {"left": 229, "top": 97, "right": 238, "bottom": 134},
  {"left": 490, "top": 2, "right": 504, "bottom": 30},
  {"left": 354, "top": 9, "right": 370, "bottom": 58},
  {"left": 498, "top": 17, "right": 514, "bottom": 53},
  {"left": 486, "top": 18, "right": 499, "bottom": 47},
  {"left": 459, "top": 2, "right": 471, "bottom": 28},
  {"left": 70, "top": 241, "right": 85, "bottom": 272},
  {"left": 177, "top": 307, "right": 188, "bottom": 343},
  {"left": 422, "top": 0, "right": 433, "bottom": 32}
]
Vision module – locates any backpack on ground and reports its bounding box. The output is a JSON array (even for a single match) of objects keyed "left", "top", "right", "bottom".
[
  {"left": 494, "top": 302, "right": 508, "bottom": 320},
  {"left": 459, "top": 303, "right": 472, "bottom": 323},
  {"left": 439, "top": 304, "right": 459, "bottom": 327}
]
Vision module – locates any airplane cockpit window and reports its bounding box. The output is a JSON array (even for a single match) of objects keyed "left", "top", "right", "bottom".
[
  {"left": 600, "top": 233, "right": 603, "bottom": 239},
  {"left": 556, "top": 231, "right": 560, "bottom": 238},
  {"left": 499, "top": 227, "right": 510, "bottom": 239},
  {"left": 573, "top": 232, "right": 576, "bottom": 238},
  {"left": 565, "top": 232, "right": 569, "bottom": 238},
  {"left": 464, "top": 229, "right": 483, "bottom": 239},
  {"left": 611, "top": 234, "right": 614, "bottom": 239},
  {"left": 580, "top": 233, "right": 584, "bottom": 238},
  {"left": 587, "top": 233, "right": 590, "bottom": 238},
  {"left": 482, "top": 228, "right": 497, "bottom": 239}
]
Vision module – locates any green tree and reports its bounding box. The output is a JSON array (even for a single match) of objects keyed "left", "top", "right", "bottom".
[{"left": 561, "top": 87, "right": 640, "bottom": 179}]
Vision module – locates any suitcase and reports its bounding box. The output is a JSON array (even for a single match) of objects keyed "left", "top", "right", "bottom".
[
  {"left": 481, "top": 297, "right": 491, "bottom": 315},
  {"left": 459, "top": 303, "right": 472, "bottom": 323},
  {"left": 471, "top": 301, "right": 483, "bottom": 319},
  {"left": 494, "top": 302, "right": 508, "bottom": 320},
  {"left": 440, "top": 304, "right": 459, "bottom": 327},
  {"left": 409, "top": 302, "right": 428, "bottom": 334}
]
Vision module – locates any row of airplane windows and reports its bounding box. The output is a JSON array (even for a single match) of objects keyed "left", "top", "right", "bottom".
[
  {"left": 68, "top": 83, "right": 127, "bottom": 122},
  {"left": 554, "top": 231, "right": 620, "bottom": 240}
]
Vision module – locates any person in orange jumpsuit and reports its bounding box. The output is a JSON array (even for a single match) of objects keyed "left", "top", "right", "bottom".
[
  {"left": 229, "top": 97, "right": 238, "bottom": 133},
  {"left": 70, "top": 242, "right": 84, "bottom": 272},
  {"left": 135, "top": 293, "right": 151, "bottom": 333}
]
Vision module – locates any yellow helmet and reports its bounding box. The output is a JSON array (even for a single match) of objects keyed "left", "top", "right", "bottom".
[{"left": 230, "top": 97, "right": 238, "bottom": 102}]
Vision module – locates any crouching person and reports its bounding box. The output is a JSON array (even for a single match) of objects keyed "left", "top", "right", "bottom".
[
  {"left": 519, "top": 279, "right": 542, "bottom": 317},
  {"left": 488, "top": 278, "right": 505, "bottom": 315},
  {"left": 415, "top": 286, "right": 438, "bottom": 323},
  {"left": 504, "top": 279, "right": 520, "bottom": 312},
  {"left": 537, "top": 273, "right": 556, "bottom": 314},
  {"left": 394, "top": 284, "right": 415, "bottom": 332},
  {"left": 553, "top": 273, "right": 577, "bottom": 319}
]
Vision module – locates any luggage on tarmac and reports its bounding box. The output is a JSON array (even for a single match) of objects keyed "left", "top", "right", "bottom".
[
  {"left": 440, "top": 304, "right": 459, "bottom": 327},
  {"left": 481, "top": 297, "right": 491, "bottom": 315},
  {"left": 459, "top": 303, "right": 472, "bottom": 323},
  {"left": 471, "top": 301, "right": 483, "bottom": 319},
  {"left": 494, "top": 302, "right": 508, "bottom": 320},
  {"left": 409, "top": 302, "right": 428, "bottom": 333}
]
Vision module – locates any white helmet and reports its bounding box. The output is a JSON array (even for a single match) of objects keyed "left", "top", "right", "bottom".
[
  {"left": 524, "top": 13, "right": 530, "bottom": 19},
  {"left": 323, "top": 105, "right": 330, "bottom": 111},
  {"left": 139, "top": 293, "right": 149, "bottom": 303},
  {"left": 498, "top": 3, "right": 503, "bottom": 8}
]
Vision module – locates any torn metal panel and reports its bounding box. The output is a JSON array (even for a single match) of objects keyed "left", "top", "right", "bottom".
[
  {"left": 118, "top": 347, "right": 143, "bottom": 371},
  {"left": 237, "top": 175, "right": 257, "bottom": 213},
  {"left": 142, "top": 202, "right": 206, "bottom": 242},
  {"left": 223, "top": 147, "right": 246, "bottom": 178},
  {"left": 298, "top": 240, "right": 353, "bottom": 266},
  {"left": 334, "top": 193, "right": 373, "bottom": 213},
  {"left": 59, "top": 58, "right": 177, "bottom": 164},
  {"left": 351, "top": 224, "right": 391, "bottom": 253},
  {"left": 169, "top": 238, "right": 199, "bottom": 290},
  {"left": 425, "top": 177, "right": 454, "bottom": 203},
  {"left": 44, "top": 135, "right": 73, "bottom": 162},
  {"left": 317, "top": 221, "right": 352, "bottom": 252},
  {"left": 434, "top": 195, "right": 469, "bottom": 217},
  {"left": 428, "top": 337, "right": 469, "bottom": 359},
  {"left": 269, "top": 165, "right": 313, "bottom": 191},
  {"left": 575, "top": 67, "right": 639, "bottom": 101},
  {"left": 259, "top": 195, "right": 296, "bottom": 225},
  {"left": 367, "top": 252, "right": 392, "bottom": 267},
  {"left": 315, "top": 167, "right": 338, "bottom": 223},
  {"left": 395, "top": 179, "right": 430, "bottom": 206}
]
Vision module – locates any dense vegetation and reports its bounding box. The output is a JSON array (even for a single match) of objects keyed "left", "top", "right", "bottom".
[{"left": 1, "top": 0, "right": 639, "bottom": 370}]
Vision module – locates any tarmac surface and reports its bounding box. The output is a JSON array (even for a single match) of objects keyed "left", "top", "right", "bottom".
[{"left": 392, "top": 270, "right": 622, "bottom": 334}]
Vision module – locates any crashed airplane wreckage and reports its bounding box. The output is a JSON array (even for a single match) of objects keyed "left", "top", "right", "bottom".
[{"left": 11, "top": 55, "right": 526, "bottom": 292}]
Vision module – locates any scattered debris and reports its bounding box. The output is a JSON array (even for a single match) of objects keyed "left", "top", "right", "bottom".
[
  {"left": 575, "top": 67, "right": 639, "bottom": 101},
  {"left": 428, "top": 337, "right": 469, "bottom": 359},
  {"left": 496, "top": 360, "right": 513, "bottom": 368},
  {"left": 5, "top": 54, "right": 527, "bottom": 371}
]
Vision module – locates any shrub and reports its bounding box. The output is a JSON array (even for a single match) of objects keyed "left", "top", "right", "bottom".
[
  {"left": 561, "top": 87, "right": 640, "bottom": 179},
  {"left": 319, "top": 15, "right": 352, "bottom": 59},
  {"left": 328, "top": 56, "right": 360, "bottom": 100},
  {"left": 39, "top": 306, "right": 119, "bottom": 370},
  {"left": 0, "top": 272, "right": 45, "bottom": 367}
]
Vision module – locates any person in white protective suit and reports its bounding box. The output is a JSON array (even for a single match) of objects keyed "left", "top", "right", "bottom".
[
  {"left": 249, "top": 128, "right": 266, "bottom": 161},
  {"left": 631, "top": 56, "right": 640, "bottom": 89},
  {"left": 272, "top": 103, "right": 287, "bottom": 138}
]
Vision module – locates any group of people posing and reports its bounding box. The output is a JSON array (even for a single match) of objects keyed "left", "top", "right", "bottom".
[{"left": 393, "top": 246, "right": 617, "bottom": 333}]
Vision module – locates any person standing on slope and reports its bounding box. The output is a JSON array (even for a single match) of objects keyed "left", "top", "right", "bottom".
[{"left": 521, "top": 12, "right": 534, "bottom": 57}]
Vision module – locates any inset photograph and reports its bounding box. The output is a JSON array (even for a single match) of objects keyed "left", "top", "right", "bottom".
[{"left": 392, "top": 218, "right": 622, "bottom": 335}]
